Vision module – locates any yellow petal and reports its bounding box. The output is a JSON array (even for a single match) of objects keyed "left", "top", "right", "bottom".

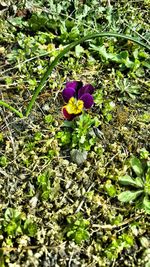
[
  {"left": 77, "top": 100, "right": 84, "bottom": 111},
  {"left": 66, "top": 103, "right": 75, "bottom": 114},
  {"left": 68, "top": 97, "right": 76, "bottom": 106},
  {"left": 66, "top": 97, "right": 84, "bottom": 114}
]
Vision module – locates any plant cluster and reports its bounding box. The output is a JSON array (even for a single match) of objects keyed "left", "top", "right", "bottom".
[
  {"left": 0, "top": 0, "right": 150, "bottom": 266},
  {"left": 57, "top": 112, "right": 100, "bottom": 152},
  {"left": 65, "top": 213, "right": 90, "bottom": 244},
  {"left": 0, "top": 208, "right": 37, "bottom": 239},
  {"left": 118, "top": 153, "right": 150, "bottom": 214}
]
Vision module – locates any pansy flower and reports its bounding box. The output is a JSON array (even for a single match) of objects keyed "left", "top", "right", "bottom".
[{"left": 62, "top": 81, "right": 95, "bottom": 120}]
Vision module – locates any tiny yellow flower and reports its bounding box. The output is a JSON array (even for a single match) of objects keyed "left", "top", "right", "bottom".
[{"left": 65, "top": 97, "right": 84, "bottom": 114}]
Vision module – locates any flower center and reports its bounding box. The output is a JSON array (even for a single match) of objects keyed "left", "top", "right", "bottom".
[{"left": 65, "top": 97, "right": 84, "bottom": 114}]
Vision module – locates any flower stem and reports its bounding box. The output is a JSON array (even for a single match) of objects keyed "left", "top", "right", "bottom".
[
  {"left": 0, "top": 100, "right": 23, "bottom": 118},
  {"left": 25, "top": 32, "right": 150, "bottom": 117}
]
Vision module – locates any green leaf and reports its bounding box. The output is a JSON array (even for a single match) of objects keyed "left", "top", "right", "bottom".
[
  {"left": 24, "top": 220, "right": 37, "bottom": 237},
  {"left": 140, "top": 148, "right": 149, "bottom": 159},
  {"left": 41, "top": 190, "right": 51, "bottom": 200},
  {"left": 75, "top": 44, "right": 84, "bottom": 57},
  {"left": 118, "top": 190, "right": 143, "bottom": 203},
  {"left": 0, "top": 156, "right": 8, "bottom": 167},
  {"left": 69, "top": 26, "right": 80, "bottom": 40},
  {"left": 5, "top": 221, "right": 17, "bottom": 235},
  {"left": 4, "top": 208, "right": 21, "bottom": 222},
  {"left": 34, "top": 132, "right": 42, "bottom": 141},
  {"left": 74, "top": 228, "right": 90, "bottom": 244},
  {"left": 98, "top": 46, "right": 113, "bottom": 60},
  {"left": 119, "top": 175, "right": 143, "bottom": 188},
  {"left": 8, "top": 17, "right": 25, "bottom": 28},
  {"left": 135, "top": 177, "right": 144, "bottom": 188},
  {"left": 146, "top": 167, "right": 150, "bottom": 181},
  {"left": 119, "top": 175, "right": 144, "bottom": 188},
  {"left": 142, "top": 61, "right": 150, "bottom": 69},
  {"left": 143, "top": 195, "right": 150, "bottom": 214},
  {"left": 37, "top": 173, "right": 48, "bottom": 186},
  {"left": 113, "top": 51, "right": 134, "bottom": 68},
  {"left": 145, "top": 168, "right": 150, "bottom": 195},
  {"left": 120, "top": 175, "right": 144, "bottom": 188},
  {"left": 63, "top": 120, "right": 75, "bottom": 128},
  {"left": 44, "top": 114, "right": 53, "bottom": 124},
  {"left": 130, "top": 157, "right": 143, "bottom": 177},
  {"left": 28, "top": 13, "right": 52, "bottom": 32},
  {"left": 0, "top": 250, "right": 5, "bottom": 267},
  {"left": 104, "top": 180, "right": 116, "bottom": 197}
]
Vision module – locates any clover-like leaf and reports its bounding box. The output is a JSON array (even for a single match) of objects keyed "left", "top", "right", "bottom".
[{"left": 118, "top": 190, "right": 143, "bottom": 203}]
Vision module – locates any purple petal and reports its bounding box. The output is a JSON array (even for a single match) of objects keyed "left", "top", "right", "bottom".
[
  {"left": 78, "top": 84, "right": 95, "bottom": 99},
  {"left": 62, "top": 88, "right": 75, "bottom": 102},
  {"left": 79, "top": 93, "right": 94, "bottom": 109},
  {"left": 66, "top": 81, "right": 79, "bottom": 90},
  {"left": 66, "top": 81, "right": 83, "bottom": 92}
]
